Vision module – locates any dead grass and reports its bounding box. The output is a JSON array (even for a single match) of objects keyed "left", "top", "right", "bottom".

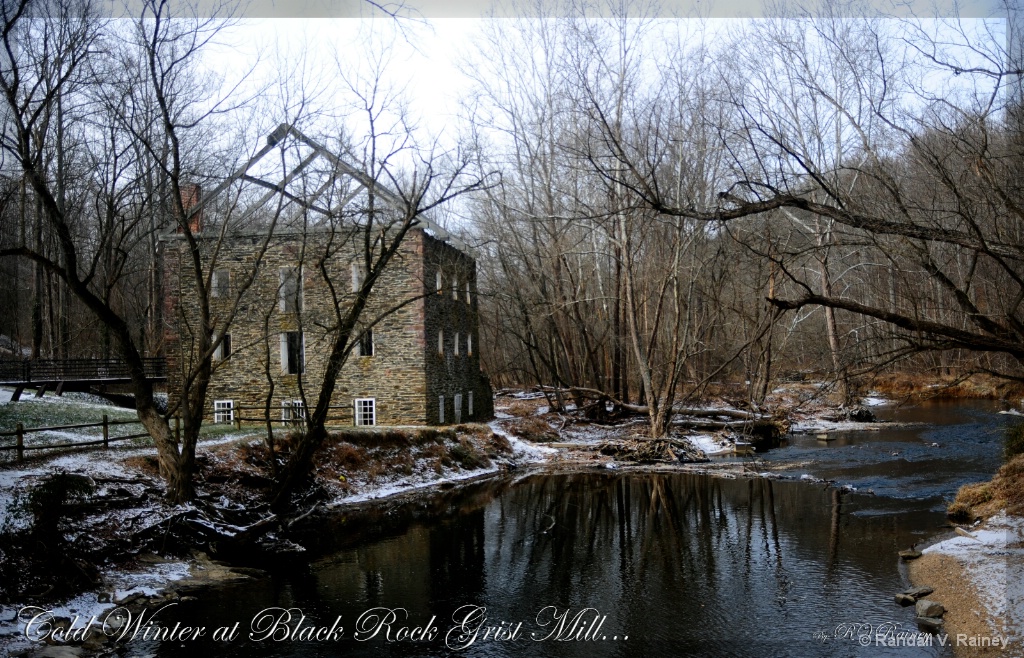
[
  {"left": 870, "top": 372, "right": 1024, "bottom": 401},
  {"left": 324, "top": 442, "right": 369, "bottom": 472},
  {"left": 449, "top": 438, "right": 490, "bottom": 470},
  {"left": 508, "top": 417, "right": 558, "bottom": 443},
  {"left": 309, "top": 426, "right": 505, "bottom": 488},
  {"left": 485, "top": 431, "right": 512, "bottom": 455},
  {"left": 499, "top": 397, "right": 546, "bottom": 418},
  {"left": 949, "top": 454, "right": 1024, "bottom": 521}
]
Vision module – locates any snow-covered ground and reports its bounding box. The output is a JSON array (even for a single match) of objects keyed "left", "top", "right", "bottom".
[
  {"left": 0, "top": 560, "right": 193, "bottom": 655},
  {"left": 327, "top": 424, "right": 556, "bottom": 508},
  {"left": 922, "top": 512, "right": 1024, "bottom": 640},
  {"left": 686, "top": 433, "right": 734, "bottom": 456}
]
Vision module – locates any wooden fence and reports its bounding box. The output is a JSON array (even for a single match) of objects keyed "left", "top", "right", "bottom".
[
  {"left": 228, "top": 405, "right": 354, "bottom": 428},
  {"left": 1, "top": 405, "right": 360, "bottom": 461},
  {"left": 0, "top": 415, "right": 149, "bottom": 461}
]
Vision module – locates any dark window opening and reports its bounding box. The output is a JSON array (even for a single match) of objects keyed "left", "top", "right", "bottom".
[
  {"left": 283, "top": 331, "right": 304, "bottom": 374},
  {"left": 358, "top": 329, "right": 374, "bottom": 357}
]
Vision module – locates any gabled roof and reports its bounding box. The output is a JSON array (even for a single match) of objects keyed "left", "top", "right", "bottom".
[{"left": 183, "top": 123, "right": 468, "bottom": 253}]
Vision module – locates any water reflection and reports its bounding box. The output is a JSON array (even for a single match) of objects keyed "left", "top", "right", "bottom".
[{"left": 153, "top": 472, "right": 947, "bottom": 657}]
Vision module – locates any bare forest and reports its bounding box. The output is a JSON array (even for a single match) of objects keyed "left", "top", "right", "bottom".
[{"left": 1, "top": 0, "right": 1022, "bottom": 503}]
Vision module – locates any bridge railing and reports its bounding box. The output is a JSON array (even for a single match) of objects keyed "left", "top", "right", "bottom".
[{"left": 0, "top": 357, "right": 167, "bottom": 383}]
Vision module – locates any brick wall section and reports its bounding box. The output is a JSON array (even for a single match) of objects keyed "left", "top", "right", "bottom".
[{"left": 163, "top": 227, "right": 492, "bottom": 426}]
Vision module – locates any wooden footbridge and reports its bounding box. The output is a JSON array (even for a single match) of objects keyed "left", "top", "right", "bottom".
[{"left": 0, "top": 357, "right": 167, "bottom": 401}]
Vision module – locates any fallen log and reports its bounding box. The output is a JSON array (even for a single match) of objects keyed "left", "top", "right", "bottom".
[{"left": 539, "top": 386, "right": 770, "bottom": 420}]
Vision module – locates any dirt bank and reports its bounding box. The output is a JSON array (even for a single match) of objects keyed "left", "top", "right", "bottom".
[{"left": 908, "top": 513, "right": 1024, "bottom": 657}]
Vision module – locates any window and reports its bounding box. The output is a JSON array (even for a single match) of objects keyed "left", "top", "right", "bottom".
[
  {"left": 438, "top": 395, "right": 445, "bottom": 424},
  {"left": 468, "top": 391, "right": 474, "bottom": 417},
  {"left": 280, "top": 267, "right": 302, "bottom": 313},
  {"left": 438, "top": 329, "right": 444, "bottom": 355},
  {"left": 357, "top": 328, "right": 374, "bottom": 357},
  {"left": 452, "top": 276, "right": 458, "bottom": 300},
  {"left": 354, "top": 398, "right": 376, "bottom": 426},
  {"left": 454, "top": 393, "right": 463, "bottom": 424},
  {"left": 213, "top": 333, "right": 231, "bottom": 361},
  {"left": 351, "top": 262, "right": 365, "bottom": 293},
  {"left": 212, "top": 269, "right": 230, "bottom": 298},
  {"left": 213, "top": 400, "right": 234, "bottom": 423},
  {"left": 454, "top": 332, "right": 460, "bottom": 356},
  {"left": 465, "top": 281, "right": 471, "bottom": 304},
  {"left": 467, "top": 333, "right": 473, "bottom": 356},
  {"left": 281, "top": 332, "right": 304, "bottom": 374},
  {"left": 436, "top": 269, "right": 443, "bottom": 295},
  {"left": 282, "top": 400, "right": 306, "bottom": 424}
]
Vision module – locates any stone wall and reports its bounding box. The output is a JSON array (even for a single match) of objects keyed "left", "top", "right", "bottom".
[
  {"left": 164, "top": 227, "right": 492, "bottom": 426},
  {"left": 422, "top": 234, "right": 495, "bottom": 424}
]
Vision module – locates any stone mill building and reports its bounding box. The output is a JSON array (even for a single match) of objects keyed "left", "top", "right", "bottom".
[{"left": 161, "top": 124, "right": 494, "bottom": 427}]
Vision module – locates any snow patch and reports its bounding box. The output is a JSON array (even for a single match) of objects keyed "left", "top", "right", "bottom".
[
  {"left": 490, "top": 422, "right": 556, "bottom": 461},
  {"left": 686, "top": 434, "right": 733, "bottom": 456},
  {"left": 0, "top": 560, "right": 191, "bottom": 651},
  {"left": 862, "top": 396, "right": 890, "bottom": 406},
  {"left": 922, "top": 512, "right": 1024, "bottom": 639}
]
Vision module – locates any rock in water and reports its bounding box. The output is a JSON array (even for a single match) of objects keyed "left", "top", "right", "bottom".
[
  {"left": 902, "top": 586, "right": 934, "bottom": 600},
  {"left": 899, "top": 549, "right": 923, "bottom": 560},
  {"left": 847, "top": 406, "right": 876, "bottom": 422},
  {"left": 916, "top": 617, "right": 944, "bottom": 632},
  {"left": 895, "top": 593, "right": 916, "bottom": 606},
  {"left": 915, "top": 599, "right": 945, "bottom": 618}
]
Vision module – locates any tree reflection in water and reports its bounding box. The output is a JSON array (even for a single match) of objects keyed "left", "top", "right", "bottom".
[{"left": 153, "top": 472, "right": 945, "bottom": 657}]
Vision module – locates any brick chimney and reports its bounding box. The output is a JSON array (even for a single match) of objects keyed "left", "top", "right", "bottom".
[{"left": 179, "top": 183, "right": 203, "bottom": 233}]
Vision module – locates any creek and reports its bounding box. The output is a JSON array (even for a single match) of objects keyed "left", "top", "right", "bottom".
[{"left": 147, "top": 400, "right": 1015, "bottom": 657}]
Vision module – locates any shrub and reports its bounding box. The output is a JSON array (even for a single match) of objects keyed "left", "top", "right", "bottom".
[
  {"left": 512, "top": 417, "right": 558, "bottom": 442},
  {"left": 449, "top": 438, "right": 490, "bottom": 470},
  {"left": 328, "top": 442, "right": 369, "bottom": 471}
]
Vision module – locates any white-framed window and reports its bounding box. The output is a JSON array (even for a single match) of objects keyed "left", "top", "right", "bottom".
[
  {"left": 439, "top": 395, "right": 445, "bottom": 424},
  {"left": 351, "top": 262, "right": 365, "bottom": 292},
  {"left": 454, "top": 331, "right": 460, "bottom": 356},
  {"left": 213, "top": 400, "right": 234, "bottom": 423},
  {"left": 436, "top": 269, "right": 443, "bottom": 295},
  {"left": 454, "top": 393, "right": 463, "bottom": 424},
  {"left": 213, "top": 332, "right": 231, "bottom": 361},
  {"left": 280, "top": 267, "right": 302, "bottom": 313},
  {"left": 354, "top": 398, "right": 376, "bottom": 426},
  {"left": 281, "top": 332, "right": 304, "bottom": 374},
  {"left": 438, "top": 329, "right": 444, "bottom": 355},
  {"left": 468, "top": 391, "right": 474, "bottom": 417},
  {"left": 212, "top": 269, "right": 230, "bottom": 298},
  {"left": 465, "top": 281, "right": 471, "bottom": 304},
  {"left": 467, "top": 333, "right": 473, "bottom": 356},
  {"left": 282, "top": 400, "right": 306, "bottom": 423},
  {"left": 452, "top": 275, "right": 458, "bottom": 299},
  {"left": 356, "top": 328, "right": 374, "bottom": 357}
]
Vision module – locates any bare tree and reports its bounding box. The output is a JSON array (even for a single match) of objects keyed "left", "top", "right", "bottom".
[{"left": 0, "top": 0, "right": 275, "bottom": 503}]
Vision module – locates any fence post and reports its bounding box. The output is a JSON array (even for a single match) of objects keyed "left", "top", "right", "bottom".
[
  {"left": 234, "top": 416, "right": 241, "bottom": 431},
  {"left": 16, "top": 423, "right": 24, "bottom": 461},
  {"left": 102, "top": 414, "right": 109, "bottom": 449}
]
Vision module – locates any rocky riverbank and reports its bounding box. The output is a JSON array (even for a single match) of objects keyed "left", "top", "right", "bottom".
[{"left": 907, "top": 512, "right": 1024, "bottom": 657}]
